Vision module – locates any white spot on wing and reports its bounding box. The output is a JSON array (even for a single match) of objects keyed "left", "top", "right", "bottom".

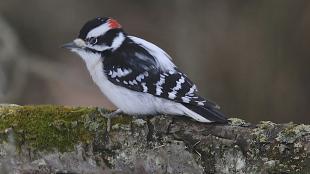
[
  {"left": 168, "top": 76, "right": 185, "bottom": 100},
  {"left": 168, "top": 92, "right": 176, "bottom": 99},
  {"left": 141, "top": 83, "right": 148, "bottom": 92},
  {"left": 181, "top": 96, "right": 191, "bottom": 103},
  {"left": 197, "top": 101, "right": 204, "bottom": 106},
  {"left": 173, "top": 76, "right": 185, "bottom": 91},
  {"left": 110, "top": 68, "right": 132, "bottom": 78},
  {"left": 117, "top": 68, "right": 123, "bottom": 76},
  {"left": 186, "top": 85, "right": 197, "bottom": 95},
  {"left": 136, "top": 74, "right": 145, "bottom": 82},
  {"left": 123, "top": 69, "right": 132, "bottom": 75},
  {"left": 111, "top": 72, "right": 117, "bottom": 78},
  {"left": 155, "top": 74, "right": 166, "bottom": 95}
]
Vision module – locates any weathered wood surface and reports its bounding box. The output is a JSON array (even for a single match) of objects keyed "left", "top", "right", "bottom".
[{"left": 0, "top": 104, "right": 309, "bottom": 174}]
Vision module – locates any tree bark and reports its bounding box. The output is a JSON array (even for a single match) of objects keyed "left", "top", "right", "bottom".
[{"left": 0, "top": 104, "right": 309, "bottom": 174}]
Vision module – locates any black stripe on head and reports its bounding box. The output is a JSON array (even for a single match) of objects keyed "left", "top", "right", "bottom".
[
  {"left": 78, "top": 17, "right": 109, "bottom": 40},
  {"left": 97, "top": 29, "right": 124, "bottom": 46}
]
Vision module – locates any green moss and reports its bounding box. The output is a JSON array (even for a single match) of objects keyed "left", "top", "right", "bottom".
[
  {"left": 0, "top": 105, "right": 139, "bottom": 152},
  {"left": 0, "top": 105, "right": 104, "bottom": 152},
  {"left": 0, "top": 105, "right": 99, "bottom": 151},
  {"left": 111, "top": 115, "right": 133, "bottom": 125}
]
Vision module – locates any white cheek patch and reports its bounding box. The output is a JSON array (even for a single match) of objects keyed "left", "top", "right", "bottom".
[
  {"left": 89, "top": 44, "right": 110, "bottom": 51},
  {"left": 87, "top": 23, "right": 110, "bottom": 38}
]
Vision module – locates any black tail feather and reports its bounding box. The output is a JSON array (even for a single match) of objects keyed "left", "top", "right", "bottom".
[{"left": 182, "top": 103, "right": 228, "bottom": 123}]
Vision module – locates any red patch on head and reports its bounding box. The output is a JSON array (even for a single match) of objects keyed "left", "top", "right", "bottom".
[{"left": 108, "top": 19, "right": 121, "bottom": 29}]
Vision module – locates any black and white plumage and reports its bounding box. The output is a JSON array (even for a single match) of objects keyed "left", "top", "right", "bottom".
[{"left": 63, "top": 17, "right": 228, "bottom": 123}]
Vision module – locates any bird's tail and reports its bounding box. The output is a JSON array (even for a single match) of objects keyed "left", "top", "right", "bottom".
[{"left": 181, "top": 103, "right": 228, "bottom": 123}]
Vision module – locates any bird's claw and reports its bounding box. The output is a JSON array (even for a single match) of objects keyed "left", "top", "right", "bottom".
[{"left": 97, "top": 108, "right": 122, "bottom": 132}]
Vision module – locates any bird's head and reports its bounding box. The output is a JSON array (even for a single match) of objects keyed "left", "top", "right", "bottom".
[{"left": 63, "top": 17, "right": 126, "bottom": 57}]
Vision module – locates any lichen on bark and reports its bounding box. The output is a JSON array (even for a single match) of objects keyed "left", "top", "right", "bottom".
[{"left": 0, "top": 104, "right": 309, "bottom": 174}]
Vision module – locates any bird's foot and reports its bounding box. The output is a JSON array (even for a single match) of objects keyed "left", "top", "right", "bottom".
[{"left": 98, "top": 108, "right": 122, "bottom": 132}]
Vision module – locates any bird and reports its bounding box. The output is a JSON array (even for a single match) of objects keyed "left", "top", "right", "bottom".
[{"left": 63, "top": 17, "right": 228, "bottom": 130}]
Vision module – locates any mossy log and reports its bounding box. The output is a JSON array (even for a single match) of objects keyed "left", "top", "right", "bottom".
[{"left": 0, "top": 104, "right": 309, "bottom": 174}]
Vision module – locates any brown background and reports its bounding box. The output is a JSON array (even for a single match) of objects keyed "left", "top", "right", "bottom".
[{"left": 0, "top": 0, "right": 309, "bottom": 123}]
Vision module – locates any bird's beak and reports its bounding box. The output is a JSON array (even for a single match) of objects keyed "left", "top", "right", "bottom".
[{"left": 62, "top": 38, "right": 86, "bottom": 50}]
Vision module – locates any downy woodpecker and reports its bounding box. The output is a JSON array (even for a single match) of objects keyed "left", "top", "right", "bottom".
[{"left": 63, "top": 17, "right": 228, "bottom": 126}]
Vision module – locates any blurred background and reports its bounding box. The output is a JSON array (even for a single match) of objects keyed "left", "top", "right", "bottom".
[{"left": 0, "top": 0, "right": 309, "bottom": 123}]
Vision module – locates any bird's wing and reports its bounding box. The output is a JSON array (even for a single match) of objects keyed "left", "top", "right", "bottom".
[
  {"left": 128, "top": 36, "right": 176, "bottom": 72},
  {"left": 104, "top": 63, "right": 218, "bottom": 107},
  {"left": 103, "top": 37, "right": 219, "bottom": 109}
]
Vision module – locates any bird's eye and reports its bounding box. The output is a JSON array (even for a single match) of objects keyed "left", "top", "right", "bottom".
[{"left": 87, "top": 37, "right": 97, "bottom": 45}]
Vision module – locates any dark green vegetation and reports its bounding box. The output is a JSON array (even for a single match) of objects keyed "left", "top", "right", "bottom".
[{"left": 0, "top": 105, "right": 132, "bottom": 152}]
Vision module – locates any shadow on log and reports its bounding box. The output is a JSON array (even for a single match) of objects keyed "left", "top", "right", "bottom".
[{"left": 0, "top": 104, "right": 309, "bottom": 174}]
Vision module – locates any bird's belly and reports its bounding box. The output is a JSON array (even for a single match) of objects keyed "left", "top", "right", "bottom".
[
  {"left": 97, "top": 78, "right": 184, "bottom": 115},
  {"left": 88, "top": 61, "right": 184, "bottom": 115},
  {"left": 101, "top": 82, "right": 159, "bottom": 114},
  {"left": 102, "top": 82, "right": 177, "bottom": 115}
]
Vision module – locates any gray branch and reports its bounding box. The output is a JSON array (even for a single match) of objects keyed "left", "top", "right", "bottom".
[{"left": 0, "top": 104, "right": 309, "bottom": 174}]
